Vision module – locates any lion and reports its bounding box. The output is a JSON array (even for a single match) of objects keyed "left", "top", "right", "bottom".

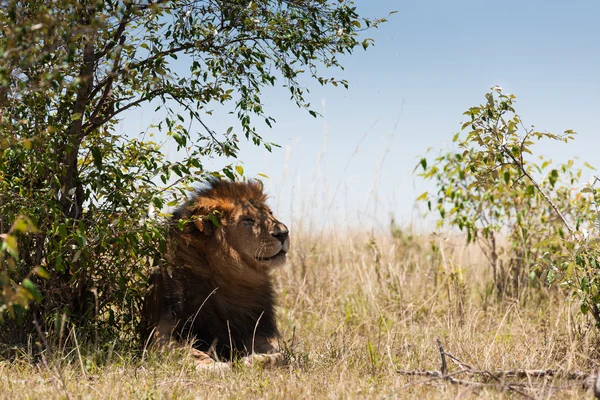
[{"left": 140, "top": 178, "right": 290, "bottom": 368}]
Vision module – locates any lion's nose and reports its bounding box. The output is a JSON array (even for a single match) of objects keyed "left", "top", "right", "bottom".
[{"left": 271, "top": 225, "right": 289, "bottom": 244}]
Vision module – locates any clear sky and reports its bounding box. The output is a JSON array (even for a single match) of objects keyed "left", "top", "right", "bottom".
[{"left": 118, "top": 0, "right": 600, "bottom": 233}]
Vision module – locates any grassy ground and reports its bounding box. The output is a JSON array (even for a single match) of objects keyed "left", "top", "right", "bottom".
[{"left": 2, "top": 230, "right": 599, "bottom": 399}]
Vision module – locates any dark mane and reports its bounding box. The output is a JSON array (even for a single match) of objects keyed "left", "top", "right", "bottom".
[
  {"left": 141, "top": 177, "right": 281, "bottom": 361},
  {"left": 172, "top": 177, "right": 266, "bottom": 224}
]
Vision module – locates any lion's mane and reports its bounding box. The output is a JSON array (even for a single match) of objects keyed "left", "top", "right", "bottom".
[{"left": 141, "top": 178, "right": 283, "bottom": 360}]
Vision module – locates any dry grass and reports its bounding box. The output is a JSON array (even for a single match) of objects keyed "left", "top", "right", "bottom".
[{"left": 2, "top": 230, "right": 600, "bottom": 399}]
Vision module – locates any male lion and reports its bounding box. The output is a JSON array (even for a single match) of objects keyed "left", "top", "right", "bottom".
[{"left": 140, "top": 178, "right": 290, "bottom": 368}]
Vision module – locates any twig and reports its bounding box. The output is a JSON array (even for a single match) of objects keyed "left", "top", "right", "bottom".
[
  {"left": 399, "top": 369, "right": 535, "bottom": 398},
  {"left": 444, "top": 350, "right": 473, "bottom": 370},
  {"left": 397, "top": 368, "right": 591, "bottom": 381},
  {"left": 398, "top": 340, "right": 595, "bottom": 399},
  {"left": 398, "top": 369, "right": 587, "bottom": 391},
  {"left": 436, "top": 338, "right": 447, "bottom": 375},
  {"left": 439, "top": 339, "right": 532, "bottom": 398},
  {"left": 488, "top": 369, "right": 590, "bottom": 380},
  {"left": 501, "top": 144, "right": 574, "bottom": 235}
]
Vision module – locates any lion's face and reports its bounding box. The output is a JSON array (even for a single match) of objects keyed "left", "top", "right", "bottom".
[
  {"left": 174, "top": 179, "right": 290, "bottom": 272},
  {"left": 225, "top": 202, "right": 290, "bottom": 270}
]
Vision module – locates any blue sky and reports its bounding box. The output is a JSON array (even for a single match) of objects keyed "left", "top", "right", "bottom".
[{"left": 119, "top": 0, "right": 600, "bottom": 232}]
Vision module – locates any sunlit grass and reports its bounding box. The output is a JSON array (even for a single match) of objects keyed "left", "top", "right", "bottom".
[{"left": 2, "top": 229, "right": 598, "bottom": 399}]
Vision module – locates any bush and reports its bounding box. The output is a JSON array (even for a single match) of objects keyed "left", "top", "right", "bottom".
[
  {"left": 0, "top": 0, "right": 390, "bottom": 346},
  {"left": 416, "top": 87, "right": 600, "bottom": 312}
]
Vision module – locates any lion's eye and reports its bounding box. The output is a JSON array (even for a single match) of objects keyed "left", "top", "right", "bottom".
[{"left": 242, "top": 218, "right": 255, "bottom": 226}]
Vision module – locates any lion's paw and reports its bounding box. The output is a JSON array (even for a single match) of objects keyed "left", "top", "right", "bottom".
[
  {"left": 242, "top": 352, "right": 284, "bottom": 368},
  {"left": 188, "top": 348, "right": 231, "bottom": 372},
  {"left": 195, "top": 359, "right": 232, "bottom": 372}
]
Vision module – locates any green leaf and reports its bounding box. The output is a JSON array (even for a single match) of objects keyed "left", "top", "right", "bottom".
[
  {"left": 524, "top": 185, "right": 535, "bottom": 197},
  {"left": 2, "top": 235, "right": 18, "bottom": 258},
  {"left": 72, "top": 250, "right": 81, "bottom": 263},
  {"left": 22, "top": 279, "right": 42, "bottom": 303},
  {"left": 549, "top": 169, "right": 558, "bottom": 187},
  {"left": 58, "top": 224, "right": 67, "bottom": 239},
  {"left": 582, "top": 276, "right": 589, "bottom": 292},
  {"left": 33, "top": 267, "right": 50, "bottom": 279},
  {"left": 223, "top": 168, "right": 235, "bottom": 181},
  {"left": 503, "top": 170, "right": 510, "bottom": 184},
  {"left": 546, "top": 269, "right": 554, "bottom": 284},
  {"left": 581, "top": 302, "right": 589, "bottom": 315},
  {"left": 91, "top": 147, "right": 103, "bottom": 170},
  {"left": 208, "top": 214, "right": 220, "bottom": 228},
  {"left": 13, "top": 218, "right": 29, "bottom": 233}
]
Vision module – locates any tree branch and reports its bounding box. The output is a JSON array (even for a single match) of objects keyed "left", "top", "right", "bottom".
[
  {"left": 94, "top": 1, "right": 134, "bottom": 60},
  {"left": 83, "top": 89, "right": 164, "bottom": 131},
  {"left": 501, "top": 145, "right": 574, "bottom": 235},
  {"left": 170, "top": 96, "right": 226, "bottom": 151},
  {"left": 60, "top": 19, "right": 97, "bottom": 218},
  {"left": 88, "top": 33, "right": 126, "bottom": 124}
]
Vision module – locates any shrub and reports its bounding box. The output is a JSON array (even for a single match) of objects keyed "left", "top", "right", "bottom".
[
  {"left": 0, "top": 0, "right": 390, "bottom": 345},
  {"left": 416, "top": 87, "right": 599, "bottom": 307}
]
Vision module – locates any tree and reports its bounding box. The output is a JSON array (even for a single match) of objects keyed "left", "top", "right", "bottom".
[
  {"left": 416, "top": 88, "right": 598, "bottom": 301},
  {"left": 0, "top": 0, "right": 390, "bottom": 343}
]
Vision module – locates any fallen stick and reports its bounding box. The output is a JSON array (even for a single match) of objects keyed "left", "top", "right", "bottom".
[
  {"left": 397, "top": 339, "right": 594, "bottom": 399},
  {"left": 398, "top": 368, "right": 591, "bottom": 381}
]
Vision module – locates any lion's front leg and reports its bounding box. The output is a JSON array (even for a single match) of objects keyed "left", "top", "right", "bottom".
[
  {"left": 241, "top": 336, "right": 284, "bottom": 367},
  {"left": 189, "top": 348, "right": 231, "bottom": 370},
  {"left": 242, "top": 352, "right": 284, "bottom": 367},
  {"left": 147, "top": 315, "right": 230, "bottom": 370}
]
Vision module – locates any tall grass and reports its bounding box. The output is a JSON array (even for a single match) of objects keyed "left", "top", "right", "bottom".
[{"left": 1, "top": 228, "right": 598, "bottom": 399}]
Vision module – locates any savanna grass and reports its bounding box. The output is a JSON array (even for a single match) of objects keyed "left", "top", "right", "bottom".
[{"left": 1, "top": 230, "right": 598, "bottom": 399}]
